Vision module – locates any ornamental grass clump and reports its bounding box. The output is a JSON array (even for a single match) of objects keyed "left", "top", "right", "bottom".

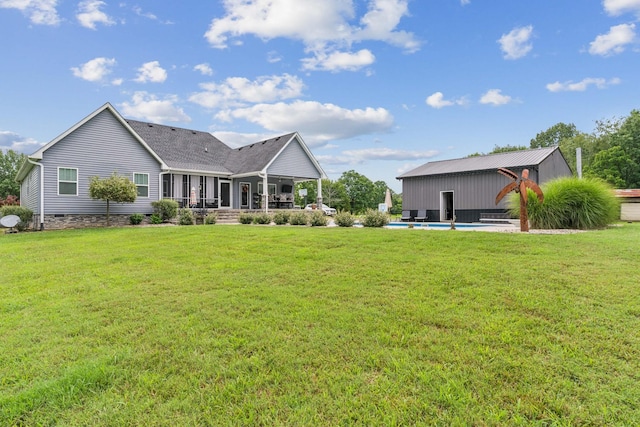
[
  {"left": 508, "top": 177, "right": 619, "bottom": 229},
  {"left": 334, "top": 211, "right": 355, "bottom": 227},
  {"left": 361, "top": 209, "right": 389, "bottom": 227}
]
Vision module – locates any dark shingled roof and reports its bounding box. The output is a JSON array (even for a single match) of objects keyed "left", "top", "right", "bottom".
[
  {"left": 226, "top": 133, "right": 296, "bottom": 175},
  {"left": 398, "top": 147, "right": 559, "bottom": 178},
  {"left": 126, "top": 120, "right": 234, "bottom": 174}
]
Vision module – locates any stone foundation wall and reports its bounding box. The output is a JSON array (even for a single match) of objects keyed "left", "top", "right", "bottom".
[{"left": 42, "top": 214, "right": 142, "bottom": 230}]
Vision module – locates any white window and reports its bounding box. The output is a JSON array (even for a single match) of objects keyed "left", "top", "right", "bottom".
[
  {"left": 258, "top": 182, "right": 277, "bottom": 195},
  {"left": 134, "top": 173, "right": 149, "bottom": 197},
  {"left": 58, "top": 167, "right": 78, "bottom": 195}
]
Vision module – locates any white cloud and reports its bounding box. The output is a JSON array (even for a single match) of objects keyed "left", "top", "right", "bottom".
[
  {"left": 301, "top": 49, "right": 375, "bottom": 72},
  {"left": 132, "top": 6, "right": 173, "bottom": 24},
  {"left": 316, "top": 147, "right": 439, "bottom": 166},
  {"left": 267, "top": 51, "right": 282, "bottom": 63},
  {"left": 189, "top": 74, "right": 304, "bottom": 109},
  {"left": 603, "top": 0, "right": 640, "bottom": 16},
  {"left": 0, "top": 130, "right": 42, "bottom": 153},
  {"left": 352, "top": 0, "right": 420, "bottom": 52},
  {"left": 194, "top": 63, "right": 214, "bottom": 76},
  {"left": 341, "top": 147, "right": 439, "bottom": 161},
  {"left": 70, "top": 57, "right": 117, "bottom": 82},
  {"left": 546, "top": 77, "right": 621, "bottom": 92},
  {"left": 134, "top": 61, "right": 168, "bottom": 83},
  {"left": 76, "top": 0, "right": 115, "bottom": 30},
  {"left": 204, "top": 0, "right": 419, "bottom": 70},
  {"left": 498, "top": 25, "right": 534, "bottom": 60},
  {"left": 425, "top": 92, "right": 467, "bottom": 109},
  {"left": 460, "top": 0, "right": 470, "bottom": 4},
  {"left": 0, "top": 0, "right": 60, "bottom": 25},
  {"left": 479, "top": 89, "right": 513, "bottom": 106},
  {"left": 589, "top": 23, "right": 636, "bottom": 56},
  {"left": 119, "top": 92, "right": 191, "bottom": 123},
  {"left": 215, "top": 100, "right": 394, "bottom": 146}
]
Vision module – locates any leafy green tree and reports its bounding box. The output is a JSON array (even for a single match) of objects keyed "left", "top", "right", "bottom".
[
  {"left": 294, "top": 181, "right": 317, "bottom": 206},
  {"left": 372, "top": 180, "right": 388, "bottom": 206},
  {"left": 338, "top": 170, "right": 377, "bottom": 213},
  {"left": 582, "top": 110, "right": 640, "bottom": 187},
  {"left": 489, "top": 144, "right": 528, "bottom": 154},
  {"left": 466, "top": 144, "right": 527, "bottom": 157},
  {"left": 88, "top": 172, "right": 137, "bottom": 226},
  {"left": 320, "top": 179, "right": 349, "bottom": 211},
  {"left": 294, "top": 179, "right": 350, "bottom": 210},
  {"left": 530, "top": 123, "right": 578, "bottom": 148},
  {"left": 0, "top": 149, "right": 26, "bottom": 198},
  {"left": 586, "top": 146, "right": 638, "bottom": 188},
  {"left": 390, "top": 191, "right": 403, "bottom": 215}
]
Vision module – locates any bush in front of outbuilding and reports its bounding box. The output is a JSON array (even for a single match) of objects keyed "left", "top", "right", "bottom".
[
  {"left": 361, "top": 209, "right": 389, "bottom": 227},
  {"left": 508, "top": 176, "right": 620, "bottom": 229}
]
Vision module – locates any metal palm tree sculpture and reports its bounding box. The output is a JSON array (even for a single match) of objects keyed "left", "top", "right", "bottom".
[{"left": 495, "top": 168, "right": 544, "bottom": 232}]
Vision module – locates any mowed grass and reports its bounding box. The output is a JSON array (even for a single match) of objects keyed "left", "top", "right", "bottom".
[{"left": 1, "top": 224, "right": 639, "bottom": 426}]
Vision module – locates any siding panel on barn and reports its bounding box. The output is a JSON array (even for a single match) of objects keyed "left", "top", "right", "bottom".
[{"left": 41, "top": 109, "right": 161, "bottom": 215}]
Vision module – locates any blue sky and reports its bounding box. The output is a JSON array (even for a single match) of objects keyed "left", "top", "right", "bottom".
[{"left": 1, "top": 0, "right": 639, "bottom": 192}]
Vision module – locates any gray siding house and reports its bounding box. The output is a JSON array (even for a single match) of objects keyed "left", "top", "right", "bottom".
[
  {"left": 397, "top": 147, "right": 572, "bottom": 222},
  {"left": 16, "top": 103, "right": 326, "bottom": 229}
]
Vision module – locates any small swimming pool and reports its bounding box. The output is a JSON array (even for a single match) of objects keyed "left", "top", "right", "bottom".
[{"left": 386, "top": 222, "right": 494, "bottom": 229}]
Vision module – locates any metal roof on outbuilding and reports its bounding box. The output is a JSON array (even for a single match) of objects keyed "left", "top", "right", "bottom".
[{"left": 397, "top": 146, "right": 560, "bottom": 178}]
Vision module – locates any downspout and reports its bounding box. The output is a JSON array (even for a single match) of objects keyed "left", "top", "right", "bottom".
[{"left": 26, "top": 158, "right": 44, "bottom": 231}]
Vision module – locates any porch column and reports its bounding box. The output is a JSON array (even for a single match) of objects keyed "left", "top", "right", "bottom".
[
  {"left": 263, "top": 174, "right": 269, "bottom": 213},
  {"left": 316, "top": 177, "right": 323, "bottom": 208}
]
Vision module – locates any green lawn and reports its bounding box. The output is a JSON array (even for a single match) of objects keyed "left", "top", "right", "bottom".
[{"left": 1, "top": 224, "right": 639, "bottom": 426}]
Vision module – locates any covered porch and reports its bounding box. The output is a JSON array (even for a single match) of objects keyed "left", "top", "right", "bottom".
[{"left": 160, "top": 172, "right": 322, "bottom": 211}]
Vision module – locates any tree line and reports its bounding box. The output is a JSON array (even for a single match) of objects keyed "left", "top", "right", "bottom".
[
  {"left": 470, "top": 108, "right": 640, "bottom": 188},
  {"left": 294, "top": 171, "right": 401, "bottom": 215}
]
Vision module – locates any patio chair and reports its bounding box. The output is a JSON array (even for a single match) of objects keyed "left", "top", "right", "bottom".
[
  {"left": 400, "top": 210, "right": 413, "bottom": 222},
  {"left": 415, "top": 210, "right": 428, "bottom": 222}
]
